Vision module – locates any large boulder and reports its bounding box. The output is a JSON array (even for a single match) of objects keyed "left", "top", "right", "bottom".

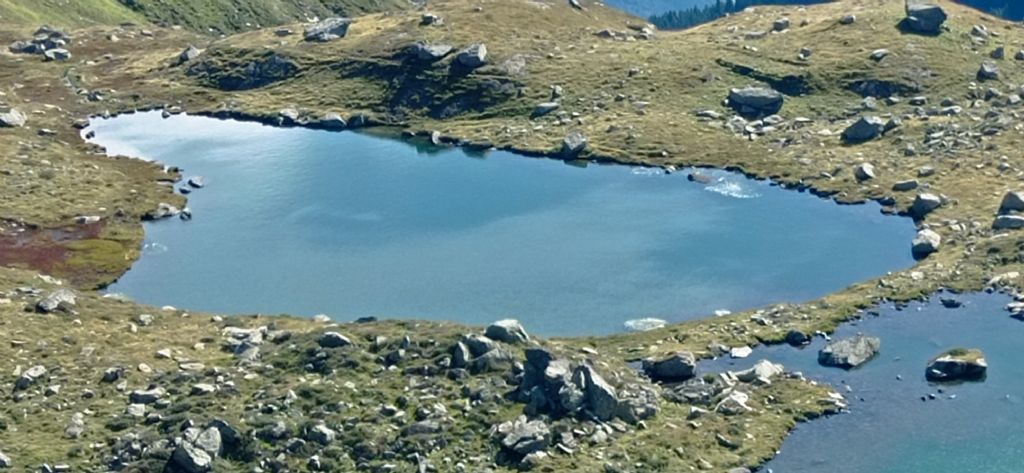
[
  {"left": 643, "top": 351, "right": 697, "bottom": 382},
  {"left": 911, "top": 228, "right": 942, "bottom": 259},
  {"left": 0, "top": 108, "right": 27, "bottom": 128},
  {"left": 727, "top": 86, "right": 783, "bottom": 117},
  {"left": 733, "top": 359, "right": 784, "bottom": 384},
  {"left": 456, "top": 43, "right": 488, "bottom": 69},
  {"left": 498, "top": 416, "right": 551, "bottom": 455},
  {"left": 408, "top": 42, "right": 454, "bottom": 63},
  {"left": 978, "top": 62, "right": 1000, "bottom": 81},
  {"left": 169, "top": 441, "right": 213, "bottom": 473},
  {"left": 304, "top": 18, "right": 351, "bottom": 42},
  {"left": 35, "top": 288, "right": 76, "bottom": 313},
  {"left": 999, "top": 191, "right": 1024, "bottom": 213},
  {"left": 842, "top": 116, "right": 886, "bottom": 143},
  {"left": 576, "top": 365, "right": 618, "bottom": 420},
  {"left": 926, "top": 348, "right": 987, "bottom": 381},
  {"left": 818, "top": 335, "right": 880, "bottom": 369},
  {"left": 993, "top": 215, "right": 1024, "bottom": 230},
  {"left": 904, "top": 1, "right": 947, "bottom": 34},
  {"left": 910, "top": 193, "right": 942, "bottom": 218},
  {"left": 485, "top": 319, "right": 530, "bottom": 344},
  {"left": 561, "top": 131, "right": 587, "bottom": 157},
  {"left": 318, "top": 332, "right": 352, "bottom": 348}
]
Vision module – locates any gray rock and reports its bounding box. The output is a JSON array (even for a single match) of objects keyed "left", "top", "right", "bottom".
[
  {"left": 36, "top": 289, "right": 76, "bottom": 313},
  {"left": 978, "top": 62, "right": 1000, "bottom": 81},
  {"left": 912, "top": 229, "right": 941, "bottom": 258},
  {"left": 124, "top": 404, "right": 146, "bottom": 417},
  {"left": 842, "top": 116, "right": 886, "bottom": 143},
  {"left": 727, "top": 86, "right": 784, "bottom": 117},
  {"left": 500, "top": 417, "right": 551, "bottom": 455},
  {"left": 470, "top": 347, "right": 515, "bottom": 373},
  {"left": 561, "top": 130, "right": 587, "bottom": 157},
  {"left": 178, "top": 45, "right": 201, "bottom": 64},
  {"left": 420, "top": 13, "right": 443, "bottom": 26},
  {"left": 485, "top": 319, "right": 530, "bottom": 344},
  {"left": 992, "top": 46, "right": 1005, "bottom": 60},
  {"left": 305, "top": 423, "right": 336, "bottom": 445},
  {"left": 451, "top": 341, "right": 471, "bottom": 368},
  {"left": 0, "top": 451, "right": 9, "bottom": 468},
  {"left": 910, "top": 193, "right": 942, "bottom": 218},
  {"left": 854, "top": 163, "right": 876, "bottom": 181},
  {"left": 773, "top": 17, "right": 790, "bottom": 32},
  {"left": 576, "top": 365, "right": 618, "bottom": 420},
  {"left": 191, "top": 383, "right": 216, "bottom": 396},
  {"left": 643, "top": 351, "right": 696, "bottom": 382},
  {"left": 904, "top": 1, "right": 947, "bottom": 34},
  {"left": 926, "top": 349, "right": 987, "bottom": 381},
  {"left": 893, "top": 180, "right": 919, "bottom": 192},
  {"left": 870, "top": 49, "right": 890, "bottom": 61},
  {"left": 532, "top": 102, "right": 561, "bottom": 118},
  {"left": 101, "top": 367, "right": 124, "bottom": 383},
  {"left": 315, "top": 113, "right": 347, "bottom": 130},
  {"left": 170, "top": 442, "right": 213, "bottom": 473},
  {"left": 0, "top": 108, "right": 27, "bottom": 128},
  {"left": 403, "top": 419, "right": 443, "bottom": 436},
  {"left": 839, "top": 14, "right": 856, "bottom": 25},
  {"left": 64, "top": 412, "right": 85, "bottom": 439},
  {"left": 818, "top": 335, "right": 881, "bottom": 368},
  {"left": 993, "top": 215, "right": 1024, "bottom": 230},
  {"left": 715, "top": 390, "right": 752, "bottom": 415},
  {"left": 999, "top": 191, "right": 1024, "bottom": 213},
  {"left": 129, "top": 387, "right": 166, "bottom": 404},
  {"left": 409, "top": 42, "right": 453, "bottom": 62},
  {"left": 461, "top": 334, "right": 498, "bottom": 357},
  {"left": 43, "top": 48, "right": 70, "bottom": 61},
  {"left": 785, "top": 330, "right": 811, "bottom": 346},
  {"left": 19, "top": 365, "right": 49, "bottom": 388},
  {"left": 192, "top": 427, "right": 222, "bottom": 456},
  {"left": 456, "top": 43, "right": 488, "bottom": 69},
  {"left": 304, "top": 18, "right": 351, "bottom": 42},
  {"left": 318, "top": 332, "right": 352, "bottom": 348},
  {"left": 733, "top": 359, "right": 784, "bottom": 384}
]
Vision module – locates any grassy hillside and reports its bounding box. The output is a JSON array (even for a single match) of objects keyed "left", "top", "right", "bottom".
[
  {"left": 0, "top": 0, "right": 144, "bottom": 27},
  {"left": 0, "top": 0, "right": 408, "bottom": 32}
]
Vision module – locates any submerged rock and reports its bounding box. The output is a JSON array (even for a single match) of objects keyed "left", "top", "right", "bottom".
[
  {"left": 818, "top": 334, "right": 880, "bottom": 369},
  {"left": 926, "top": 348, "right": 987, "bottom": 381}
]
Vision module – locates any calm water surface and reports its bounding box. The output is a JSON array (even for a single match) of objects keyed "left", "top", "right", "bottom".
[
  {"left": 89, "top": 112, "right": 915, "bottom": 335},
  {"left": 703, "top": 294, "right": 1024, "bottom": 473}
]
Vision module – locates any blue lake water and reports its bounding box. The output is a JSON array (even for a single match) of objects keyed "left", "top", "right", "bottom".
[
  {"left": 88, "top": 112, "right": 915, "bottom": 335},
  {"left": 703, "top": 294, "right": 1024, "bottom": 473}
]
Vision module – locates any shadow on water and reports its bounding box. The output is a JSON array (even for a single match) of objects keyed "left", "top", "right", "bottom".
[{"left": 701, "top": 292, "right": 1024, "bottom": 473}]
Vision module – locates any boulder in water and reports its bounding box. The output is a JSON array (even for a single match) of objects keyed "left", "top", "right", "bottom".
[
  {"left": 818, "top": 334, "right": 880, "bottom": 368},
  {"left": 926, "top": 348, "right": 987, "bottom": 381}
]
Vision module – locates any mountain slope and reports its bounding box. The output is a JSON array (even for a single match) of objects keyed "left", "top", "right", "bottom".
[{"left": 0, "top": 0, "right": 409, "bottom": 32}]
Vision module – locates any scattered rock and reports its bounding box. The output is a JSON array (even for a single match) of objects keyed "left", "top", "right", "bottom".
[
  {"left": 727, "top": 86, "right": 783, "bottom": 117},
  {"left": 643, "top": 351, "right": 696, "bottom": 382},
  {"left": 999, "top": 191, "right": 1024, "bottom": 213},
  {"left": 36, "top": 289, "right": 76, "bottom": 313},
  {"left": 729, "top": 346, "right": 753, "bottom": 359},
  {"left": 408, "top": 42, "right": 454, "bottom": 63},
  {"left": 903, "top": 1, "right": 947, "bottom": 34},
  {"left": 854, "top": 163, "right": 876, "bottom": 181},
  {"left": 842, "top": 116, "right": 886, "bottom": 143},
  {"left": 993, "top": 215, "right": 1024, "bottom": 230},
  {"left": 912, "top": 228, "right": 942, "bottom": 258},
  {"left": 499, "top": 416, "right": 551, "bottom": 455},
  {"left": 733, "top": 359, "right": 784, "bottom": 385},
  {"left": 561, "top": 130, "right": 587, "bottom": 157},
  {"left": 304, "top": 18, "right": 351, "bottom": 42},
  {"left": 456, "top": 43, "right": 488, "bottom": 69},
  {"left": 169, "top": 441, "right": 213, "bottom": 473},
  {"left": 485, "top": 319, "right": 530, "bottom": 344},
  {"left": 532, "top": 102, "right": 560, "bottom": 118},
  {"left": 318, "top": 332, "right": 352, "bottom": 348},
  {"left": 978, "top": 62, "right": 999, "bottom": 81},
  {"left": 910, "top": 193, "right": 942, "bottom": 218},
  {"left": 818, "top": 335, "right": 881, "bottom": 369},
  {"left": 178, "top": 45, "right": 201, "bottom": 64},
  {"left": 0, "top": 108, "right": 27, "bottom": 128}
]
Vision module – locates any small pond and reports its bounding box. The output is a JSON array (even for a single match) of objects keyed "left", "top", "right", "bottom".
[
  {"left": 88, "top": 112, "right": 916, "bottom": 335},
  {"left": 703, "top": 293, "right": 1024, "bottom": 472}
]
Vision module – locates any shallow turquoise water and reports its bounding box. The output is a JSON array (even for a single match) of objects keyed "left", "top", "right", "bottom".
[
  {"left": 704, "top": 294, "right": 1024, "bottom": 472},
  {"left": 89, "top": 112, "right": 915, "bottom": 335}
]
